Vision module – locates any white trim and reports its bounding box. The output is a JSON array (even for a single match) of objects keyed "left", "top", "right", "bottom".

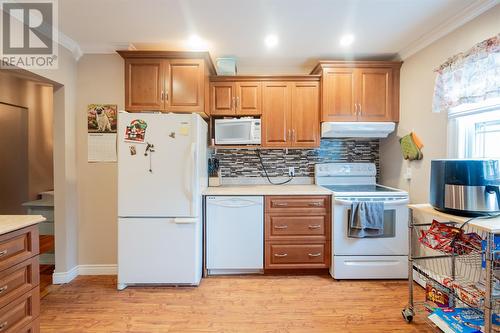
[
  {"left": 52, "top": 264, "right": 118, "bottom": 284},
  {"left": 398, "top": 0, "right": 499, "bottom": 60},
  {"left": 78, "top": 264, "right": 117, "bottom": 275},
  {"left": 79, "top": 43, "right": 131, "bottom": 55},
  {"left": 58, "top": 31, "right": 83, "bottom": 60},
  {"left": 52, "top": 265, "right": 79, "bottom": 284}
]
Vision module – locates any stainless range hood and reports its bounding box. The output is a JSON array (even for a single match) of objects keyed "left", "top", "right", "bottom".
[{"left": 321, "top": 122, "right": 396, "bottom": 138}]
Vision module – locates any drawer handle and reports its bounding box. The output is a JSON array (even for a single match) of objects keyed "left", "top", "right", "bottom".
[
  {"left": 0, "top": 285, "right": 8, "bottom": 294},
  {"left": 308, "top": 224, "right": 321, "bottom": 229},
  {"left": 274, "top": 253, "right": 288, "bottom": 257},
  {"left": 308, "top": 253, "right": 322, "bottom": 257},
  {"left": 0, "top": 321, "right": 7, "bottom": 331},
  {"left": 274, "top": 203, "right": 288, "bottom": 207},
  {"left": 0, "top": 250, "right": 7, "bottom": 257},
  {"left": 274, "top": 225, "right": 288, "bottom": 229},
  {"left": 308, "top": 202, "right": 322, "bottom": 207}
]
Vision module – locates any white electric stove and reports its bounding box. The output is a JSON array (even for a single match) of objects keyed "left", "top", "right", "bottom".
[{"left": 315, "top": 163, "right": 409, "bottom": 279}]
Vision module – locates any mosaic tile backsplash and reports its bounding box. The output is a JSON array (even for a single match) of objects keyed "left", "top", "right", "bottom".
[{"left": 213, "top": 138, "right": 380, "bottom": 178}]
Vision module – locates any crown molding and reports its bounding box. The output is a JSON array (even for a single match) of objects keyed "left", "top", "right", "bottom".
[
  {"left": 398, "top": 0, "right": 499, "bottom": 60},
  {"left": 58, "top": 31, "right": 83, "bottom": 60}
]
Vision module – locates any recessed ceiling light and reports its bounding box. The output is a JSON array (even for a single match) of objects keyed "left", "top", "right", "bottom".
[
  {"left": 340, "top": 34, "right": 355, "bottom": 47},
  {"left": 187, "top": 34, "right": 208, "bottom": 51},
  {"left": 264, "top": 34, "right": 279, "bottom": 48}
]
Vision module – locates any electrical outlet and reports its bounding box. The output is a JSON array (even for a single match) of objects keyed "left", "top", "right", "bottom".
[
  {"left": 288, "top": 167, "right": 295, "bottom": 177},
  {"left": 404, "top": 167, "right": 412, "bottom": 181}
]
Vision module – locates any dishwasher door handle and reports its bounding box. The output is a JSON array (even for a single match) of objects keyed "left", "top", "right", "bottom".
[{"left": 207, "top": 199, "right": 263, "bottom": 208}]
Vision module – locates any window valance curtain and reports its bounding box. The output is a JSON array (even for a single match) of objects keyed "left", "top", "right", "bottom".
[{"left": 432, "top": 34, "right": 499, "bottom": 113}]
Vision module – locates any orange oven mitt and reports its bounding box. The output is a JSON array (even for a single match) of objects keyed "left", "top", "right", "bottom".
[{"left": 400, "top": 132, "right": 424, "bottom": 161}]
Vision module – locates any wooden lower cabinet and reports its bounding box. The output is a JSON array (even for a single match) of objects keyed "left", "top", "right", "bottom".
[
  {"left": 264, "top": 195, "right": 331, "bottom": 270},
  {"left": 265, "top": 242, "right": 330, "bottom": 269},
  {"left": 0, "top": 225, "right": 40, "bottom": 332},
  {"left": 19, "top": 317, "right": 39, "bottom": 333},
  {"left": 0, "top": 287, "right": 39, "bottom": 333}
]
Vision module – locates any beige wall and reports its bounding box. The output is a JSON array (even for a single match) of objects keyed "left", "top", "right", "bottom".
[
  {"left": 380, "top": 5, "right": 500, "bottom": 204},
  {"left": 76, "top": 54, "right": 124, "bottom": 265}
]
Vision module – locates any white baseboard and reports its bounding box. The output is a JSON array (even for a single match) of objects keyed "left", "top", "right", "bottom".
[
  {"left": 78, "top": 264, "right": 117, "bottom": 275},
  {"left": 52, "top": 264, "right": 117, "bottom": 284},
  {"left": 52, "top": 266, "right": 79, "bottom": 284}
]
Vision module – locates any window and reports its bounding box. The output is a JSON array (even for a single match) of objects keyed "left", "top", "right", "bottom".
[
  {"left": 474, "top": 119, "right": 500, "bottom": 158},
  {"left": 448, "top": 98, "right": 500, "bottom": 158}
]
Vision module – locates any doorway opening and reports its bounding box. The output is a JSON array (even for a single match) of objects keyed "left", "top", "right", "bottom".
[{"left": 0, "top": 70, "right": 55, "bottom": 297}]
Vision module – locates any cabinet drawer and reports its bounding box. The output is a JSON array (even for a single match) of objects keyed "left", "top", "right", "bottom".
[
  {"left": 0, "top": 226, "right": 39, "bottom": 272},
  {"left": 265, "top": 196, "right": 330, "bottom": 213},
  {"left": 0, "top": 257, "right": 39, "bottom": 309},
  {"left": 265, "top": 243, "right": 329, "bottom": 269},
  {"left": 0, "top": 287, "right": 40, "bottom": 333},
  {"left": 19, "top": 317, "right": 39, "bottom": 333},
  {"left": 266, "top": 215, "right": 327, "bottom": 240}
]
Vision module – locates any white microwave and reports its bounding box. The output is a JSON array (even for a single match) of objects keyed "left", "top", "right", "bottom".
[{"left": 214, "top": 118, "right": 261, "bottom": 145}]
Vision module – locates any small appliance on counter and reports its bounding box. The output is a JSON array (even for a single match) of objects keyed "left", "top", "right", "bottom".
[{"left": 430, "top": 159, "right": 500, "bottom": 217}]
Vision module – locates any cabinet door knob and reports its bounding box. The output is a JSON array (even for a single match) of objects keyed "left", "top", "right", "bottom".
[
  {"left": 274, "top": 225, "right": 288, "bottom": 229},
  {"left": 308, "top": 253, "right": 321, "bottom": 257},
  {"left": 0, "top": 250, "right": 7, "bottom": 257},
  {"left": 308, "top": 224, "right": 321, "bottom": 229},
  {"left": 308, "top": 202, "right": 322, "bottom": 207},
  {"left": 274, "top": 253, "right": 288, "bottom": 257},
  {"left": 274, "top": 202, "right": 288, "bottom": 207},
  {"left": 0, "top": 321, "right": 8, "bottom": 331}
]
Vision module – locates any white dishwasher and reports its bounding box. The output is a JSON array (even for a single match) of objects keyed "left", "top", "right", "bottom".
[{"left": 206, "top": 196, "right": 264, "bottom": 275}]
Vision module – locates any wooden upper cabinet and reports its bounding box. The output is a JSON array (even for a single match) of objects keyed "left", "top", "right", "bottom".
[
  {"left": 236, "top": 82, "right": 262, "bottom": 115},
  {"left": 290, "top": 82, "right": 320, "bottom": 148},
  {"left": 125, "top": 58, "right": 165, "bottom": 111},
  {"left": 321, "top": 68, "right": 357, "bottom": 122},
  {"left": 210, "top": 82, "right": 235, "bottom": 115},
  {"left": 167, "top": 59, "right": 204, "bottom": 112},
  {"left": 210, "top": 75, "right": 320, "bottom": 148},
  {"left": 311, "top": 61, "right": 401, "bottom": 122},
  {"left": 210, "top": 81, "right": 262, "bottom": 116},
  {"left": 261, "top": 82, "right": 291, "bottom": 147},
  {"left": 357, "top": 67, "right": 392, "bottom": 121},
  {"left": 118, "top": 51, "right": 215, "bottom": 117}
]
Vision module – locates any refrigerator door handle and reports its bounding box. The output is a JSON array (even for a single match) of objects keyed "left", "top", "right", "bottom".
[
  {"left": 173, "top": 218, "right": 198, "bottom": 224},
  {"left": 189, "top": 142, "right": 197, "bottom": 216}
]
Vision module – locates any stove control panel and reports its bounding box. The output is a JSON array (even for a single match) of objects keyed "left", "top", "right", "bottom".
[{"left": 315, "top": 163, "right": 377, "bottom": 177}]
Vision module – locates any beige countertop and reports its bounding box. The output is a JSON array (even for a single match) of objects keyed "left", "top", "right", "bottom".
[
  {"left": 203, "top": 184, "right": 332, "bottom": 196},
  {"left": 0, "top": 215, "right": 46, "bottom": 235},
  {"left": 409, "top": 203, "right": 500, "bottom": 234}
]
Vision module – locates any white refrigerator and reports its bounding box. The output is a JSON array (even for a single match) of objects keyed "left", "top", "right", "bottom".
[{"left": 117, "top": 112, "right": 207, "bottom": 290}]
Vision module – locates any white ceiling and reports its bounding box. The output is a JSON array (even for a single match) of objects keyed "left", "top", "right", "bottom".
[{"left": 58, "top": 0, "right": 498, "bottom": 73}]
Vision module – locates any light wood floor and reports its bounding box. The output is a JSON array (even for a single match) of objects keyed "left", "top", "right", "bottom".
[{"left": 40, "top": 275, "right": 432, "bottom": 333}]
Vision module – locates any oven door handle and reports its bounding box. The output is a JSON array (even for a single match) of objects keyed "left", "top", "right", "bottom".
[{"left": 334, "top": 198, "right": 409, "bottom": 206}]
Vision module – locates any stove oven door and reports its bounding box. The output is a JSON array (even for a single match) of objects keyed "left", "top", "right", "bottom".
[{"left": 333, "top": 197, "right": 409, "bottom": 256}]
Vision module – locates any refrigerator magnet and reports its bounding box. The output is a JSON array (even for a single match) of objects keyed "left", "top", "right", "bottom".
[
  {"left": 129, "top": 145, "right": 136, "bottom": 156},
  {"left": 124, "top": 119, "right": 148, "bottom": 143},
  {"left": 179, "top": 123, "right": 190, "bottom": 136}
]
